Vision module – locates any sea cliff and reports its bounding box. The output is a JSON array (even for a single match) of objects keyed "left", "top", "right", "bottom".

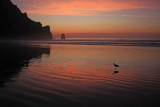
[{"left": 0, "top": 0, "right": 53, "bottom": 40}]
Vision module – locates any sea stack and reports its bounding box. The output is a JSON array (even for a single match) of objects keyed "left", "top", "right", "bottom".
[
  {"left": 0, "top": 0, "right": 53, "bottom": 40},
  {"left": 61, "top": 34, "right": 65, "bottom": 40}
]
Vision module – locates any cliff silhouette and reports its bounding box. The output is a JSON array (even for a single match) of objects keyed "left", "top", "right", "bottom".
[{"left": 0, "top": 0, "right": 53, "bottom": 40}]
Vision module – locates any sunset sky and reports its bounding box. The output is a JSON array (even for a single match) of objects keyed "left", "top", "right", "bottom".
[{"left": 11, "top": 0, "right": 160, "bottom": 38}]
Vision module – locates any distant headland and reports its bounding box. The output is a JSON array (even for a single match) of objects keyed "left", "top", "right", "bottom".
[{"left": 0, "top": 0, "right": 53, "bottom": 40}]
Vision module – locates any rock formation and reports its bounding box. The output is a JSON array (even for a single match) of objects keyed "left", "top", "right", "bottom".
[{"left": 0, "top": 0, "right": 53, "bottom": 40}]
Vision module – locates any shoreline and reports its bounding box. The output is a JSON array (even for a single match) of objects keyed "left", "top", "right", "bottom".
[{"left": 0, "top": 39, "right": 160, "bottom": 47}]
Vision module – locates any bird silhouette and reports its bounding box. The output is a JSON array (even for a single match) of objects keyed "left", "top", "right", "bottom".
[{"left": 113, "top": 63, "right": 119, "bottom": 70}]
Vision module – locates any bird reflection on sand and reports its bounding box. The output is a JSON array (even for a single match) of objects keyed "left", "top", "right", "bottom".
[
  {"left": 113, "top": 70, "right": 119, "bottom": 74},
  {"left": 113, "top": 70, "right": 120, "bottom": 79}
]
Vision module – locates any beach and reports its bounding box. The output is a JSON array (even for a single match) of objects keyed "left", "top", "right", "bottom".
[{"left": 0, "top": 41, "right": 160, "bottom": 107}]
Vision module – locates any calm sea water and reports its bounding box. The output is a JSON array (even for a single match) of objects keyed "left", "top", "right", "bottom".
[{"left": 0, "top": 39, "right": 160, "bottom": 107}]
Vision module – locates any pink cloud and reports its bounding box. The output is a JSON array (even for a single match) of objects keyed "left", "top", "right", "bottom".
[{"left": 12, "top": 0, "right": 160, "bottom": 16}]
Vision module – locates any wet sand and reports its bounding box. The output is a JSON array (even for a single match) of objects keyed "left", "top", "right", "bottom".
[{"left": 0, "top": 44, "right": 160, "bottom": 107}]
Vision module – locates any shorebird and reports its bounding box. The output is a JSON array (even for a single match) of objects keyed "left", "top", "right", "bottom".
[{"left": 113, "top": 63, "right": 119, "bottom": 70}]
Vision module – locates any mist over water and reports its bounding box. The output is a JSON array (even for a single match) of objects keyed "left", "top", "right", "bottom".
[
  {"left": 0, "top": 41, "right": 160, "bottom": 107},
  {"left": 52, "top": 38, "right": 160, "bottom": 46},
  {"left": 1, "top": 38, "right": 160, "bottom": 47},
  {"left": 2, "top": 38, "right": 160, "bottom": 47}
]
